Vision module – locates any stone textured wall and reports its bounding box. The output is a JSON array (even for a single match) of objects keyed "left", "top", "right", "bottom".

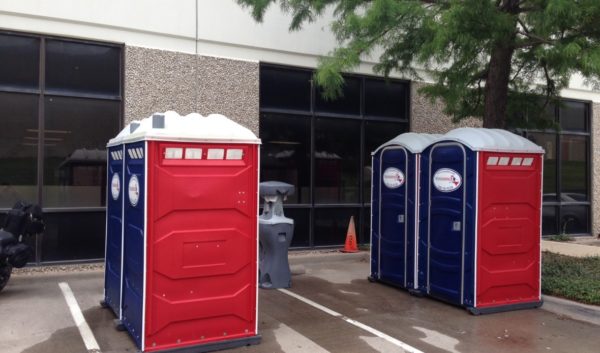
[
  {"left": 592, "top": 103, "right": 600, "bottom": 237},
  {"left": 124, "top": 46, "right": 259, "bottom": 135},
  {"left": 410, "top": 81, "right": 481, "bottom": 133}
]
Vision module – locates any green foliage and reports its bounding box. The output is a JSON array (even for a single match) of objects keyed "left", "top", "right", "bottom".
[
  {"left": 542, "top": 252, "right": 600, "bottom": 305},
  {"left": 237, "top": 0, "right": 600, "bottom": 128},
  {"left": 547, "top": 233, "right": 573, "bottom": 242}
]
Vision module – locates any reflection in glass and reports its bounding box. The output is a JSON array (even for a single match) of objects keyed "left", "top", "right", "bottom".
[
  {"left": 0, "top": 93, "right": 38, "bottom": 208},
  {"left": 0, "top": 34, "right": 40, "bottom": 90},
  {"left": 560, "top": 101, "right": 587, "bottom": 132},
  {"left": 560, "top": 205, "right": 589, "bottom": 234},
  {"left": 315, "top": 118, "right": 361, "bottom": 203},
  {"left": 260, "top": 114, "right": 310, "bottom": 204},
  {"left": 45, "top": 40, "right": 121, "bottom": 96},
  {"left": 527, "top": 132, "right": 557, "bottom": 200},
  {"left": 560, "top": 135, "right": 588, "bottom": 200},
  {"left": 314, "top": 208, "right": 360, "bottom": 246},
  {"left": 542, "top": 206, "right": 557, "bottom": 236},
  {"left": 43, "top": 96, "right": 120, "bottom": 207},
  {"left": 363, "top": 121, "right": 408, "bottom": 202}
]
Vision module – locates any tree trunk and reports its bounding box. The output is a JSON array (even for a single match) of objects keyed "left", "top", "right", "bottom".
[
  {"left": 483, "top": 0, "right": 519, "bottom": 129},
  {"left": 483, "top": 42, "right": 515, "bottom": 128}
]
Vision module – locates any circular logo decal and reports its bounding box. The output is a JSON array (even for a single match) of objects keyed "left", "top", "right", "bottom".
[
  {"left": 382, "top": 167, "right": 405, "bottom": 189},
  {"left": 433, "top": 168, "right": 462, "bottom": 192},
  {"left": 111, "top": 173, "right": 120, "bottom": 200},
  {"left": 128, "top": 175, "right": 140, "bottom": 207}
]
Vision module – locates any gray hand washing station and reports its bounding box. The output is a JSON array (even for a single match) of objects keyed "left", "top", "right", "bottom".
[{"left": 259, "top": 181, "right": 295, "bottom": 289}]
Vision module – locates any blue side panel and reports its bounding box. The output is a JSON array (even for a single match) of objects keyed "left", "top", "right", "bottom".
[
  {"left": 370, "top": 154, "right": 380, "bottom": 278},
  {"left": 418, "top": 143, "right": 476, "bottom": 306},
  {"left": 122, "top": 142, "right": 145, "bottom": 349},
  {"left": 105, "top": 145, "right": 124, "bottom": 318},
  {"left": 417, "top": 153, "right": 430, "bottom": 294},
  {"left": 405, "top": 155, "right": 417, "bottom": 289},
  {"left": 378, "top": 148, "right": 408, "bottom": 287}
]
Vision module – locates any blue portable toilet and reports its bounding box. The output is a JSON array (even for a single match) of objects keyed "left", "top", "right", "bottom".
[
  {"left": 370, "top": 133, "right": 440, "bottom": 291},
  {"left": 418, "top": 128, "right": 544, "bottom": 314},
  {"left": 103, "top": 120, "right": 140, "bottom": 321}
]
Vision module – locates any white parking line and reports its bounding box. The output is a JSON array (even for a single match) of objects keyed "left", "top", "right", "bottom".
[
  {"left": 58, "top": 282, "right": 101, "bottom": 352},
  {"left": 278, "top": 288, "right": 424, "bottom": 353}
]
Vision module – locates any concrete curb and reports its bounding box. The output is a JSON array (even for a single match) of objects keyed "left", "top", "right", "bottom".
[
  {"left": 541, "top": 295, "right": 600, "bottom": 326},
  {"left": 289, "top": 251, "right": 369, "bottom": 265}
]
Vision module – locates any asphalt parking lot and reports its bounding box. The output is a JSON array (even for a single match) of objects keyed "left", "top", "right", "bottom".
[{"left": 1, "top": 253, "right": 598, "bottom": 353}]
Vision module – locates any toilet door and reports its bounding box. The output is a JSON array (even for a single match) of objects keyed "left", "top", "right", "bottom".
[
  {"left": 378, "top": 147, "right": 408, "bottom": 287},
  {"left": 427, "top": 143, "right": 466, "bottom": 305}
]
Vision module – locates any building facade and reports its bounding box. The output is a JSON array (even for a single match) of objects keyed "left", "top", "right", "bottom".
[{"left": 0, "top": 0, "right": 597, "bottom": 263}]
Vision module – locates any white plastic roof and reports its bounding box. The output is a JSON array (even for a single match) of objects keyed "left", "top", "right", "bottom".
[
  {"left": 107, "top": 120, "right": 140, "bottom": 147},
  {"left": 116, "top": 111, "right": 260, "bottom": 145},
  {"left": 442, "top": 128, "right": 544, "bottom": 153},
  {"left": 374, "top": 133, "right": 442, "bottom": 154}
]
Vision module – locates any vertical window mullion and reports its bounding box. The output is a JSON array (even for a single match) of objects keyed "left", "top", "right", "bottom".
[
  {"left": 309, "top": 77, "right": 315, "bottom": 247},
  {"left": 35, "top": 36, "right": 46, "bottom": 264}
]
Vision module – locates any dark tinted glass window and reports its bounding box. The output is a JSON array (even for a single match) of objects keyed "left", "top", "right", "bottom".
[
  {"left": 0, "top": 34, "right": 39, "bottom": 90},
  {"left": 286, "top": 208, "right": 310, "bottom": 247},
  {"left": 314, "top": 208, "right": 360, "bottom": 246},
  {"left": 560, "top": 101, "right": 587, "bottom": 132},
  {"left": 41, "top": 211, "right": 106, "bottom": 261},
  {"left": 315, "top": 118, "right": 360, "bottom": 203},
  {"left": 0, "top": 93, "right": 38, "bottom": 208},
  {"left": 527, "top": 132, "right": 557, "bottom": 200},
  {"left": 260, "top": 114, "right": 310, "bottom": 204},
  {"left": 364, "top": 79, "right": 408, "bottom": 118},
  {"left": 45, "top": 40, "right": 120, "bottom": 96},
  {"left": 560, "top": 135, "right": 588, "bottom": 200},
  {"left": 260, "top": 67, "right": 311, "bottom": 111},
  {"left": 363, "top": 121, "right": 408, "bottom": 202},
  {"left": 315, "top": 76, "right": 360, "bottom": 115},
  {"left": 542, "top": 206, "right": 557, "bottom": 236},
  {"left": 360, "top": 207, "right": 371, "bottom": 244},
  {"left": 560, "top": 205, "right": 589, "bottom": 234},
  {"left": 43, "top": 96, "right": 120, "bottom": 207}
]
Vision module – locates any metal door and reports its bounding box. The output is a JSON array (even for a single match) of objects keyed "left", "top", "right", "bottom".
[
  {"left": 427, "top": 143, "right": 466, "bottom": 304},
  {"left": 105, "top": 145, "right": 124, "bottom": 318},
  {"left": 122, "top": 141, "right": 146, "bottom": 349},
  {"left": 378, "top": 147, "right": 408, "bottom": 287}
]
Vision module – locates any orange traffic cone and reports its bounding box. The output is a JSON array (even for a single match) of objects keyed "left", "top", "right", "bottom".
[{"left": 341, "top": 216, "right": 359, "bottom": 253}]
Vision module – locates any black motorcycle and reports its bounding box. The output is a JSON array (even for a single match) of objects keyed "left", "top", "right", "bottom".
[{"left": 0, "top": 201, "right": 44, "bottom": 292}]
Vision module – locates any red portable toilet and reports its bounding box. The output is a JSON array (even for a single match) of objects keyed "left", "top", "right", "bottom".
[
  {"left": 118, "top": 111, "right": 261, "bottom": 351},
  {"left": 418, "top": 128, "right": 545, "bottom": 314}
]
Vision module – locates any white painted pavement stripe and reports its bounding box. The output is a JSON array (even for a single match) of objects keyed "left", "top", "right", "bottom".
[
  {"left": 274, "top": 323, "right": 331, "bottom": 353},
  {"left": 278, "top": 288, "right": 424, "bottom": 353},
  {"left": 278, "top": 288, "right": 343, "bottom": 317},
  {"left": 58, "top": 282, "right": 101, "bottom": 352}
]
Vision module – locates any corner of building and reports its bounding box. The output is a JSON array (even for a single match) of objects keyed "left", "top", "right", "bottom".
[{"left": 592, "top": 103, "right": 600, "bottom": 238}]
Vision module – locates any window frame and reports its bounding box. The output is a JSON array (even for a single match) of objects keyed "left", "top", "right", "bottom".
[
  {"left": 518, "top": 98, "right": 592, "bottom": 236},
  {"left": 0, "top": 30, "right": 124, "bottom": 263}
]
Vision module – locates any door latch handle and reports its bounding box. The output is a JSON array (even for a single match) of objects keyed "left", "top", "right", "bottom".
[{"left": 452, "top": 221, "right": 461, "bottom": 231}]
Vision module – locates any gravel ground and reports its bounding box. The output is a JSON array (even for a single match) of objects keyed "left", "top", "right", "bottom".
[{"left": 13, "top": 262, "right": 104, "bottom": 276}]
